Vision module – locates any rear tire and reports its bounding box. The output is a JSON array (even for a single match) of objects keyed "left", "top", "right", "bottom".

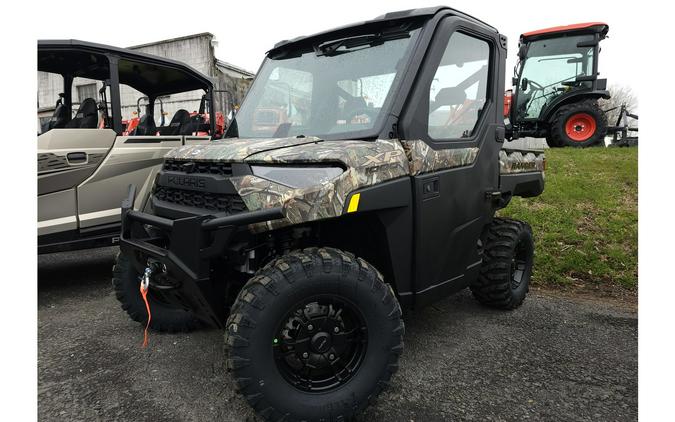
[
  {"left": 471, "top": 218, "right": 534, "bottom": 309},
  {"left": 225, "top": 247, "right": 404, "bottom": 422},
  {"left": 549, "top": 99, "right": 607, "bottom": 147},
  {"left": 112, "top": 252, "right": 203, "bottom": 333}
]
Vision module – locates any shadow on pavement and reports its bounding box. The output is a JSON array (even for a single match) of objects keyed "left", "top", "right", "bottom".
[{"left": 38, "top": 246, "right": 119, "bottom": 292}]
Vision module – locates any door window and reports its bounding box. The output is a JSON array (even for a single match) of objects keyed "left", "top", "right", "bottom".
[{"left": 428, "top": 32, "right": 490, "bottom": 140}]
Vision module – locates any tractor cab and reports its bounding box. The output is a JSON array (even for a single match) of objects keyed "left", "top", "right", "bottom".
[{"left": 507, "top": 22, "right": 610, "bottom": 146}]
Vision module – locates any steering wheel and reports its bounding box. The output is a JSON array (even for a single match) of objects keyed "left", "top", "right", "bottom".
[{"left": 344, "top": 108, "right": 378, "bottom": 125}]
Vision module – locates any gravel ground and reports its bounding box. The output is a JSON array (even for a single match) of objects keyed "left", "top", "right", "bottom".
[{"left": 38, "top": 247, "right": 637, "bottom": 421}]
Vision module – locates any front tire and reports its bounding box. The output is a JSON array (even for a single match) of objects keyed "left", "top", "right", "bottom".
[
  {"left": 548, "top": 99, "right": 608, "bottom": 147},
  {"left": 225, "top": 247, "right": 404, "bottom": 422},
  {"left": 471, "top": 218, "right": 534, "bottom": 309},
  {"left": 112, "top": 252, "right": 203, "bottom": 332}
]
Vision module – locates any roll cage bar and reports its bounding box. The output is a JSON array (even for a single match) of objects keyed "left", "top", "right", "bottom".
[{"left": 38, "top": 39, "right": 216, "bottom": 135}]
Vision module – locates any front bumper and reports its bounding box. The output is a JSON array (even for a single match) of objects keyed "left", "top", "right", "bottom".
[{"left": 119, "top": 185, "right": 284, "bottom": 328}]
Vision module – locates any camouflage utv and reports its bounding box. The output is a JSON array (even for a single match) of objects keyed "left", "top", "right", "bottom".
[{"left": 116, "top": 6, "right": 545, "bottom": 421}]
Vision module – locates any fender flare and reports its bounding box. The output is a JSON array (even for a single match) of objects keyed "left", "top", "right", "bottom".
[{"left": 541, "top": 89, "right": 610, "bottom": 122}]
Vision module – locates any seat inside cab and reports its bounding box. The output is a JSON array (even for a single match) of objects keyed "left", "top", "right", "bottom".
[{"left": 38, "top": 41, "right": 218, "bottom": 137}]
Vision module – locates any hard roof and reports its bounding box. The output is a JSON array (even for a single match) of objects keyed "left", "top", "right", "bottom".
[
  {"left": 38, "top": 39, "right": 213, "bottom": 97},
  {"left": 269, "top": 6, "right": 497, "bottom": 54},
  {"left": 521, "top": 22, "right": 609, "bottom": 40}
]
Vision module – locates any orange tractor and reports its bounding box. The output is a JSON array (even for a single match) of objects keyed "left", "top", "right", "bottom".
[{"left": 505, "top": 22, "right": 637, "bottom": 147}]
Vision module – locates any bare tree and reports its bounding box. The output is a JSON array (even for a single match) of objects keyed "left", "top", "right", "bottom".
[{"left": 599, "top": 84, "right": 639, "bottom": 124}]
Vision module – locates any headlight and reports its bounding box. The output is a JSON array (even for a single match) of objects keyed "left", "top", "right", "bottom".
[{"left": 250, "top": 165, "right": 344, "bottom": 188}]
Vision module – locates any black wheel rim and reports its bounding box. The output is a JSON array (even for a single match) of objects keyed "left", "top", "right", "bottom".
[
  {"left": 273, "top": 295, "right": 368, "bottom": 393},
  {"left": 510, "top": 239, "right": 529, "bottom": 290}
]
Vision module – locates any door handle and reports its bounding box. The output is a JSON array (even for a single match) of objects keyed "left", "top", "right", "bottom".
[
  {"left": 495, "top": 126, "right": 505, "bottom": 143},
  {"left": 422, "top": 177, "right": 440, "bottom": 199},
  {"left": 66, "top": 152, "right": 87, "bottom": 163}
]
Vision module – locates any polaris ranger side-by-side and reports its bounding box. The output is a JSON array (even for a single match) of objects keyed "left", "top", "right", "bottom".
[
  {"left": 37, "top": 40, "right": 227, "bottom": 253},
  {"left": 115, "top": 6, "right": 545, "bottom": 421}
]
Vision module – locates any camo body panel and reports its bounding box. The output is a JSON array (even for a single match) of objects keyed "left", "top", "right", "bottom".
[
  {"left": 400, "top": 140, "right": 479, "bottom": 175},
  {"left": 166, "top": 138, "right": 409, "bottom": 231},
  {"left": 499, "top": 149, "right": 545, "bottom": 174},
  {"left": 162, "top": 137, "right": 485, "bottom": 232},
  {"left": 164, "top": 136, "right": 322, "bottom": 162}
]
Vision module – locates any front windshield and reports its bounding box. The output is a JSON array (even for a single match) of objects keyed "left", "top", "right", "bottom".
[
  {"left": 515, "top": 34, "right": 595, "bottom": 119},
  {"left": 229, "top": 23, "right": 422, "bottom": 140}
]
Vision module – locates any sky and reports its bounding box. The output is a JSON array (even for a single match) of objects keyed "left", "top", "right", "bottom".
[{"left": 34, "top": 0, "right": 639, "bottom": 92}]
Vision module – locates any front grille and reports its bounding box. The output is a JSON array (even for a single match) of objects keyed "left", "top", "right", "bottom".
[
  {"left": 154, "top": 186, "right": 247, "bottom": 214},
  {"left": 163, "top": 159, "right": 233, "bottom": 176}
]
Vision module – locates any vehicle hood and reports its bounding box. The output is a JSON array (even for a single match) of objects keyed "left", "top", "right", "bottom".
[
  {"left": 164, "top": 137, "right": 413, "bottom": 173},
  {"left": 164, "top": 136, "right": 324, "bottom": 162}
]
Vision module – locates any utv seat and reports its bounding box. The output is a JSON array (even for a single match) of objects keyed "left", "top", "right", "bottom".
[
  {"left": 180, "top": 114, "right": 208, "bottom": 136},
  {"left": 157, "top": 109, "right": 190, "bottom": 136},
  {"left": 65, "top": 98, "right": 98, "bottom": 128},
  {"left": 43, "top": 98, "right": 69, "bottom": 132},
  {"left": 130, "top": 114, "right": 157, "bottom": 136},
  {"left": 342, "top": 96, "right": 368, "bottom": 120}
]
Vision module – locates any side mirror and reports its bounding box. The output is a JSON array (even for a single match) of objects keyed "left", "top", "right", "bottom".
[{"left": 521, "top": 78, "right": 529, "bottom": 91}]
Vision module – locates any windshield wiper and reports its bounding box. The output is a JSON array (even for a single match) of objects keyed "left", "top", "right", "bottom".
[{"left": 314, "top": 30, "right": 410, "bottom": 57}]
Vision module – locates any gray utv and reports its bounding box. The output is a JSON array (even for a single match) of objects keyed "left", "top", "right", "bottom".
[{"left": 38, "top": 40, "right": 225, "bottom": 253}]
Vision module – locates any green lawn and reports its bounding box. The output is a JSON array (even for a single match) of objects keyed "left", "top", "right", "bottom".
[{"left": 500, "top": 147, "right": 637, "bottom": 293}]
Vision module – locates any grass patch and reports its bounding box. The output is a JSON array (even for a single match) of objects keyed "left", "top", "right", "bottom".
[{"left": 499, "top": 147, "right": 637, "bottom": 293}]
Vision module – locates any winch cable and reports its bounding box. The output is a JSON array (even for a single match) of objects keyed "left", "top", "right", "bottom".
[{"left": 139, "top": 267, "right": 153, "bottom": 348}]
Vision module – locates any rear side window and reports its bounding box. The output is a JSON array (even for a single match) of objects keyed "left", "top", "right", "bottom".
[{"left": 428, "top": 32, "right": 490, "bottom": 140}]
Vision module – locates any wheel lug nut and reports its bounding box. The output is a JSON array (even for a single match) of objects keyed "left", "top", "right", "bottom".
[
  {"left": 307, "top": 324, "right": 314, "bottom": 331},
  {"left": 329, "top": 354, "right": 335, "bottom": 360},
  {"left": 302, "top": 352, "right": 309, "bottom": 358},
  {"left": 333, "top": 327, "right": 339, "bottom": 333}
]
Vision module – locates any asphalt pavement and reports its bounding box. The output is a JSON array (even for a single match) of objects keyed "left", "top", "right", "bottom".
[{"left": 38, "top": 247, "right": 637, "bottom": 421}]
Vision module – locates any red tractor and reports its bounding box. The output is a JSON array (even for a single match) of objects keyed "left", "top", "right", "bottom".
[{"left": 506, "top": 22, "right": 637, "bottom": 147}]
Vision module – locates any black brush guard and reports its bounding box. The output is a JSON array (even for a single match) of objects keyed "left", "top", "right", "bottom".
[{"left": 119, "top": 185, "right": 285, "bottom": 328}]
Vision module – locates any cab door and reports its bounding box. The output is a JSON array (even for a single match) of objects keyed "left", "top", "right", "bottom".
[
  {"left": 76, "top": 133, "right": 213, "bottom": 229},
  {"left": 38, "top": 128, "right": 117, "bottom": 237},
  {"left": 76, "top": 135, "right": 183, "bottom": 229},
  {"left": 398, "top": 17, "right": 506, "bottom": 306}
]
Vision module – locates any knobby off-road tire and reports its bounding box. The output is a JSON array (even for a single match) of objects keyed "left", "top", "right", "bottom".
[
  {"left": 547, "top": 99, "right": 608, "bottom": 148},
  {"left": 112, "top": 252, "right": 202, "bottom": 333},
  {"left": 471, "top": 218, "right": 534, "bottom": 309},
  {"left": 225, "top": 247, "right": 404, "bottom": 422}
]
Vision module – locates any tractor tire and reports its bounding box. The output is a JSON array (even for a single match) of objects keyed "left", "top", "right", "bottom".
[
  {"left": 548, "top": 99, "right": 608, "bottom": 147},
  {"left": 112, "top": 252, "right": 203, "bottom": 333},
  {"left": 225, "top": 247, "right": 404, "bottom": 422},
  {"left": 471, "top": 218, "right": 534, "bottom": 309}
]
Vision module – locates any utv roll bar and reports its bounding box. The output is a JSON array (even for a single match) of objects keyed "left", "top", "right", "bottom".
[
  {"left": 38, "top": 39, "right": 216, "bottom": 135},
  {"left": 270, "top": 6, "right": 496, "bottom": 55}
]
